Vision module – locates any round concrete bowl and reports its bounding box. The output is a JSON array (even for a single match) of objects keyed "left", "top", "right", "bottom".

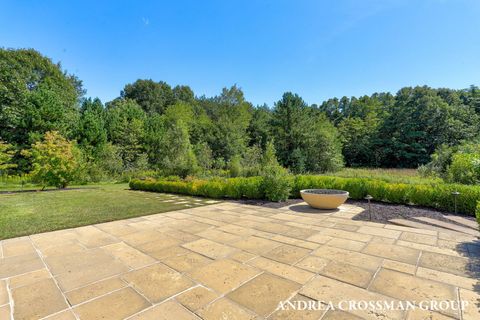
[{"left": 300, "top": 189, "right": 349, "bottom": 209}]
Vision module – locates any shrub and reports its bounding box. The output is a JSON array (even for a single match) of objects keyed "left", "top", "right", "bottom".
[
  {"left": 292, "top": 175, "right": 480, "bottom": 215},
  {"left": 131, "top": 174, "right": 480, "bottom": 215},
  {"left": 262, "top": 165, "right": 292, "bottom": 202},
  {"left": 447, "top": 153, "right": 480, "bottom": 185},
  {"left": 130, "top": 176, "right": 265, "bottom": 200},
  {"left": 22, "top": 131, "right": 81, "bottom": 189},
  {"left": 476, "top": 202, "right": 480, "bottom": 225}
]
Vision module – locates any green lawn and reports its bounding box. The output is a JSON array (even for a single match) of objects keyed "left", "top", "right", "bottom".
[{"left": 0, "top": 183, "right": 215, "bottom": 240}]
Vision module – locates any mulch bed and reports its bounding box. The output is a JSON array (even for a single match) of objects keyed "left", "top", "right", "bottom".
[{"left": 238, "top": 198, "right": 477, "bottom": 227}]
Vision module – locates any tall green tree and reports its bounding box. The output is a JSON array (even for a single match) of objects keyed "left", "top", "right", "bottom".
[
  {"left": 77, "top": 98, "right": 107, "bottom": 153},
  {"left": 105, "top": 99, "right": 146, "bottom": 169},
  {"left": 272, "top": 92, "right": 343, "bottom": 173},
  {"left": 0, "top": 48, "right": 82, "bottom": 152},
  {"left": 200, "top": 85, "right": 252, "bottom": 162},
  {"left": 378, "top": 86, "right": 479, "bottom": 167},
  {"left": 158, "top": 116, "right": 198, "bottom": 177},
  {"left": 122, "top": 79, "right": 175, "bottom": 114},
  {"left": 173, "top": 85, "right": 195, "bottom": 103},
  {"left": 248, "top": 104, "right": 272, "bottom": 149}
]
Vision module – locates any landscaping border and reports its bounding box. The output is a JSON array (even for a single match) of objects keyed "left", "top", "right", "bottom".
[{"left": 130, "top": 176, "right": 480, "bottom": 216}]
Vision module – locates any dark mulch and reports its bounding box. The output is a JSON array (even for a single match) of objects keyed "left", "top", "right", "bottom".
[{"left": 237, "top": 198, "right": 477, "bottom": 228}]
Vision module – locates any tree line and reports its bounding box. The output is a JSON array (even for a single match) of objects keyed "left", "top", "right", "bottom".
[{"left": 1, "top": 48, "right": 479, "bottom": 183}]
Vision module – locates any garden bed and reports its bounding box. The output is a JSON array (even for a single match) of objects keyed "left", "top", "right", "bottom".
[{"left": 240, "top": 198, "right": 476, "bottom": 226}]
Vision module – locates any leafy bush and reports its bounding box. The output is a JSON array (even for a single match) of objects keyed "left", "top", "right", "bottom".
[
  {"left": 131, "top": 174, "right": 480, "bottom": 215},
  {"left": 130, "top": 176, "right": 265, "bottom": 200},
  {"left": 262, "top": 165, "right": 292, "bottom": 202},
  {"left": 447, "top": 153, "right": 480, "bottom": 185},
  {"left": 21, "top": 131, "right": 81, "bottom": 189},
  {"left": 424, "top": 141, "right": 480, "bottom": 184},
  {"left": 292, "top": 175, "right": 480, "bottom": 215},
  {"left": 476, "top": 202, "right": 480, "bottom": 225}
]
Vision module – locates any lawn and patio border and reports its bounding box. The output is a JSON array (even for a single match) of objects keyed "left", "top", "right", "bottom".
[{"left": 130, "top": 176, "right": 480, "bottom": 216}]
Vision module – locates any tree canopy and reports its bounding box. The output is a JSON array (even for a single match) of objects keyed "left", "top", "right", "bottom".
[{"left": 1, "top": 48, "right": 480, "bottom": 184}]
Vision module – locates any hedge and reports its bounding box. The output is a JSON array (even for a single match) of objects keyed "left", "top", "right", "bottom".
[
  {"left": 130, "top": 175, "right": 480, "bottom": 216},
  {"left": 292, "top": 175, "right": 480, "bottom": 215},
  {"left": 130, "top": 177, "right": 265, "bottom": 200},
  {"left": 476, "top": 202, "right": 480, "bottom": 225}
]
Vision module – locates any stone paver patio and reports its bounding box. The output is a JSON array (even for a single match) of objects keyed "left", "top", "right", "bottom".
[{"left": 0, "top": 201, "right": 479, "bottom": 319}]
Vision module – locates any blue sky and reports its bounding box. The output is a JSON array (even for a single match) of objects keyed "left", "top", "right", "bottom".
[{"left": 1, "top": 0, "right": 479, "bottom": 106}]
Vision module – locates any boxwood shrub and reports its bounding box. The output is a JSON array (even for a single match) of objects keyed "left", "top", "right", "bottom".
[
  {"left": 130, "top": 175, "right": 480, "bottom": 215},
  {"left": 476, "top": 202, "right": 480, "bottom": 225}
]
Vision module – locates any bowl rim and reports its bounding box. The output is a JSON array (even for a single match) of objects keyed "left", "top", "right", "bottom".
[{"left": 300, "top": 189, "right": 349, "bottom": 195}]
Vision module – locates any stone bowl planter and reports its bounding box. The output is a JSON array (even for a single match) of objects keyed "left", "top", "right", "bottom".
[{"left": 300, "top": 189, "right": 349, "bottom": 209}]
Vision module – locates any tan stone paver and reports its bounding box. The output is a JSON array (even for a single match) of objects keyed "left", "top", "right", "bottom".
[
  {"left": 43, "top": 310, "right": 77, "bottom": 320},
  {"left": 12, "top": 278, "right": 68, "bottom": 320},
  {"left": 459, "top": 288, "right": 480, "bottom": 320},
  {"left": 406, "top": 309, "right": 455, "bottom": 320},
  {"left": 322, "top": 310, "right": 364, "bottom": 319},
  {"left": 262, "top": 244, "right": 311, "bottom": 264},
  {"left": 362, "top": 242, "right": 420, "bottom": 264},
  {"left": 300, "top": 275, "right": 406, "bottom": 319},
  {"left": 2, "top": 201, "right": 478, "bottom": 319},
  {"left": 101, "top": 242, "right": 156, "bottom": 269},
  {"left": 8, "top": 268, "right": 51, "bottom": 289},
  {"left": 0, "top": 280, "right": 8, "bottom": 305},
  {"left": 0, "top": 305, "right": 11, "bottom": 320},
  {"left": 382, "top": 259, "right": 416, "bottom": 275},
  {"left": 228, "top": 273, "right": 301, "bottom": 317},
  {"left": 128, "top": 300, "right": 199, "bottom": 320},
  {"left": 399, "top": 231, "right": 438, "bottom": 245},
  {"left": 326, "top": 237, "right": 366, "bottom": 251},
  {"left": 419, "top": 251, "right": 476, "bottom": 276},
  {"left": 369, "top": 269, "right": 459, "bottom": 318},
  {"left": 319, "top": 260, "right": 374, "bottom": 288},
  {"left": 122, "top": 263, "right": 194, "bottom": 303},
  {"left": 176, "top": 286, "right": 218, "bottom": 312},
  {"left": 188, "top": 259, "right": 260, "bottom": 294},
  {"left": 0, "top": 252, "right": 43, "bottom": 278},
  {"left": 416, "top": 267, "right": 477, "bottom": 291},
  {"left": 248, "top": 257, "right": 315, "bottom": 284},
  {"left": 182, "top": 238, "right": 237, "bottom": 259},
  {"left": 65, "top": 277, "right": 126, "bottom": 305},
  {"left": 294, "top": 255, "right": 329, "bottom": 273},
  {"left": 232, "top": 236, "right": 283, "bottom": 255},
  {"left": 73, "top": 287, "right": 150, "bottom": 319},
  {"left": 162, "top": 250, "right": 213, "bottom": 272},
  {"left": 267, "top": 294, "right": 326, "bottom": 319},
  {"left": 2, "top": 238, "right": 37, "bottom": 257},
  {"left": 53, "top": 254, "right": 129, "bottom": 291},
  {"left": 313, "top": 245, "right": 382, "bottom": 271},
  {"left": 196, "top": 298, "right": 257, "bottom": 320}
]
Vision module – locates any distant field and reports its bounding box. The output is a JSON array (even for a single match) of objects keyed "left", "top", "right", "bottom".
[
  {"left": 323, "top": 168, "right": 442, "bottom": 184},
  {"left": 0, "top": 183, "right": 214, "bottom": 239}
]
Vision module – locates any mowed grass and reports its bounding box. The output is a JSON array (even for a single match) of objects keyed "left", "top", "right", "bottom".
[{"left": 0, "top": 183, "right": 214, "bottom": 240}]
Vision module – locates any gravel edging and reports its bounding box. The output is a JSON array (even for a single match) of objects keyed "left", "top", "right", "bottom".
[{"left": 236, "top": 198, "right": 478, "bottom": 228}]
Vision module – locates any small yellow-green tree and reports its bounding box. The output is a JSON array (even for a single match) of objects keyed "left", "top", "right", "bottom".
[
  {"left": 22, "top": 131, "right": 80, "bottom": 188},
  {"left": 0, "top": 141, "right": 17, "bottom": 174}
]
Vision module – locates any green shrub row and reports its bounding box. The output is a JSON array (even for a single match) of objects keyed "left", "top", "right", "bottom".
[
  {"left": 293, "top": 175, "right": 480, "bottom": 215},
  {"left": 130, "top": 177, "right": 266, "bottom": 200},
  {"left": 476, "top": 202, "right": 480, "bottom": 225},
  {"left": 130, "top": 175, "right": 480, "bottom": 215}
]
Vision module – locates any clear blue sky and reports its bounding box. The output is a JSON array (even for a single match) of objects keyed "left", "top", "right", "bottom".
[{"left": 1, "top": 0, "right": 479, "bottom": 106}]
